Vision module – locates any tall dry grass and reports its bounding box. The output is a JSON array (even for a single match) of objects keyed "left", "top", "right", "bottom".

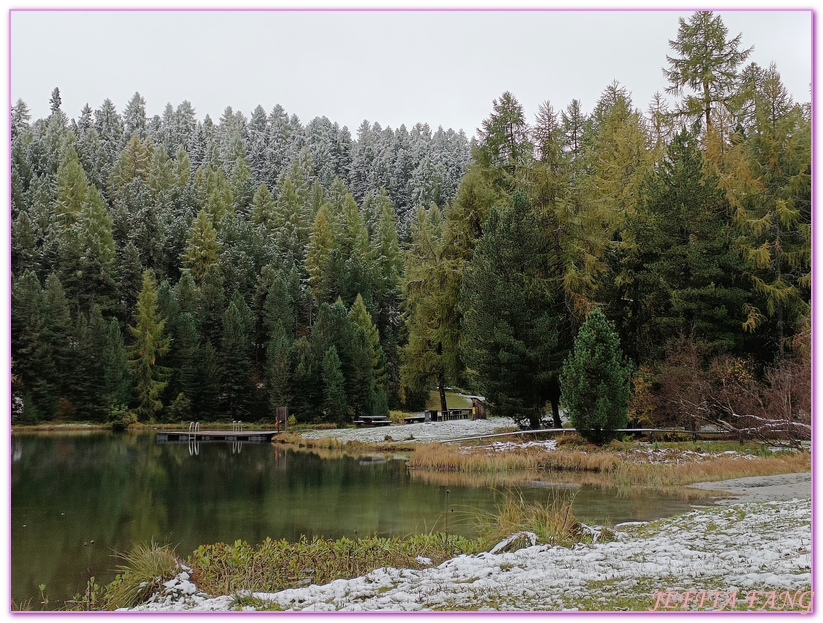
[
  {"left": 473, "top": 490, "right": 595, "bottom": 551},
  {"left": 408, "top": 442, "right": 810, "bottom": 489},
  {"left": 408, "top": 443, "right": 549, "bottom": 472},
  {"left": 614, "top": 452, "right": 811, "bottom": 488},
  {"left": 102, "top": 542, "right": 182, "bottom": 610},
  {"left": 409, "top": 443, "right": 619, "bottom": 474}
]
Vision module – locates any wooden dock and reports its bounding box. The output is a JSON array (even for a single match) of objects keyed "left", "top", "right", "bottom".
[{"left": 156, "top": 430, "right": 280, "bottom": 444}]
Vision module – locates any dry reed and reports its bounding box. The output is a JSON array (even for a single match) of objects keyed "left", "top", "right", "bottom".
[
  {"left": 614, "top": 452, "right": 810, "bottom": 488},
  {"left": 473, "top": 490, "right": 591, "bottom": 550},
  {"left": 407, "top": 441, "right": 810, "bottom": 489},
  {"left": 408, "top": 443, "right": 548, "bottom": 473}
]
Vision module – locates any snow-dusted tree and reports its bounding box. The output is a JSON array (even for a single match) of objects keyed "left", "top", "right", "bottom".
[{"left": 122, "top": 92, "right": 147, "bottom": 142}]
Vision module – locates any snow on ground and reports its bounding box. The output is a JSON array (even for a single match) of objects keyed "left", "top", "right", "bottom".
[
  {"left": 124, "top": 498, "right": 811, "bottom": 612},
  {"left": 688, "top": 472, "right": 811, "bottom": 505},
  {"left": 300, "top": 417, "right": 519, "bottom": 444},
  {"left": 301, "top": 420, "right": 775, "bottom": 467}
]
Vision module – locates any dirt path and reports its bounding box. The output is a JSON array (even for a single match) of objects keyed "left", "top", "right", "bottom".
[{"left": 688, "top": 471, "right": 811, "bottom": 504}]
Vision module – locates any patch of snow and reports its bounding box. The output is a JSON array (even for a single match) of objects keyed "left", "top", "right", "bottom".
[
  {"left": 489, "top": 531, "right": 538, "bottom": 554},
  {"left": 301, "top": 417, "right": 518, "bottom": 444},
  {"left": 124, "top": 499, "right": 811, "bottom": 612}
]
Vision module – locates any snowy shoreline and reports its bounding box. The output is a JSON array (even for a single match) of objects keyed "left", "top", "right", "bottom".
[
  {"left": 299, "top": 416, "right": 521, "bottom": 444},
  {"left": 125, "top": 496, "right": 811, "bottom": 612}
]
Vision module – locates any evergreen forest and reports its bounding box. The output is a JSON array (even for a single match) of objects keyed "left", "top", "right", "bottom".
[{"left": 10, "top": 12, "right": 811, "bottom": 438}]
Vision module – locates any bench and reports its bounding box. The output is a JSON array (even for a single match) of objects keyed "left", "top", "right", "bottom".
[
  {"left": 439, "top": 409, "right": 473, "bottom": 421},
  {"left": 353, "top": 415, "right": 393, "bottom": 427},
  {"left": 403, "top": 414, "right": 426, "bottom": 424}
]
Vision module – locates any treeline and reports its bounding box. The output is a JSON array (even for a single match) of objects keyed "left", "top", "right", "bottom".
[
  {"left": 11, "top": 12, "right": 811, "bottom": 436},
  {"left": 402, "top": 12, "right": 810, "bottom": 437},
  {"left": 10, "top": 88, "right": 469, "bottom": 423}
]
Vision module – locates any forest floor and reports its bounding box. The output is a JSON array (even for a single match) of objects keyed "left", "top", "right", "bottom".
[{"left": 118, "top": 418, "right": 812, "bottom": 613}]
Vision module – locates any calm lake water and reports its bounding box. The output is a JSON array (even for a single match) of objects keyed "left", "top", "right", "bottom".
[{"left": 11, "top": 431, "right": 709, "bottom": 607}]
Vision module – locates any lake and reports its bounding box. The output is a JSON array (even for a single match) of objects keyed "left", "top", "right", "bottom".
[{"left": 10, "top": 430, "right": 709, "bottom": 608}]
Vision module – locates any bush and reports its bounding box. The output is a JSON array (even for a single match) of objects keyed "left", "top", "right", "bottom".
[
  {"left": 108, "top": 405, "right": 138, "bottom": 431},
  {"left": 560, "top": 308, "right": 631, "bottom": 445}
]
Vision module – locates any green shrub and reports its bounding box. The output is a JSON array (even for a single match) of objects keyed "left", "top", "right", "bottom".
[
  {"left": 167, "top": 393, "right": 192, "bottom": 421},
  {"left": 108, "top": 405, "right": 138, "bottom": 431},
  {"left": 189, "top": 533, "right": 479, "bottom": 597}
]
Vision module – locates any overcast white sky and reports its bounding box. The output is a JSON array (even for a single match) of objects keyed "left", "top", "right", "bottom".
[{"left": 9, "top": 7, "right": 813, "bottom": 138}]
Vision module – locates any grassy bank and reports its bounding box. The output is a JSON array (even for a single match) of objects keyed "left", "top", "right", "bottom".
[
  {"left": 65, "top": 492, "right": 593, "bottom": 611},
  {"left": 407, "top": 440, "right": 810, "bottom": 489},
  {"left": 188, "top": 533, "right": 478, "bottom": 600},
  {"left": 273, "top": 431, "right": 416, "bottom": 453}
]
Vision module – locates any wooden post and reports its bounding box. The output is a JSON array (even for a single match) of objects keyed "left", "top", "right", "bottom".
[{"left": 276, "top": 406, "right": 288, "bottom": 432}]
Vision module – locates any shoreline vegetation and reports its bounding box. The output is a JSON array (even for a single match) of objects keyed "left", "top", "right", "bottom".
[{"left": 13, "top": 423, "right": 810, "bottom": 612}]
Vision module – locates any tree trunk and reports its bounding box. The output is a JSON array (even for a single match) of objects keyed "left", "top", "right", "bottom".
[
  {"left": 548, "top": 378, "right": 562, "bottom": 428},
  {"left": 437, "top": 342, "right": 448, "bottom": 415}
]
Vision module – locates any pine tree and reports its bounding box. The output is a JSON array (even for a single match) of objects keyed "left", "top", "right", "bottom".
[
  {"left": 11, "top": 271, "right": 58, "bottom": 418},
  {"left": 664, "top": 11, "right": 753, "bottom": 131},
  {"left": 220, "top": 299, "right": 253, "bottom": 419},
  {"left": 123, "top": 92, "right": 147, "bottom": 141},
  {"left": 249, "top": 183, "right": 276, "bottom": 230},
  {"left": 67, "top": 313, "right": 98, "bottom": 419},
  {"left": 290, "top": 336, "right": 320, "bottom": 421},
  {"left": 321, "top": 346, "right": 347, "bottom": 423},
  {"left": 267, "top": 327, "right": 292, "bottom": 416},
  {"left": 369, "top": 191, "right": 403, "bottom": 405},
  {"left": 475, "top": 91, "right": 533, "bottom": 187},
  {"left": 54, "top": 145, "right": 90, "bottom": 230},
  {"left": 93, "top": 307, "right": 132, "bottom": 411},
  {"left": 43, "top": 273, "right": 73, "bottom": 407},
  {"left": 94, "top": 98, "right": 123, "bottom": 181},
  {"left": 67, "top": 187, "right": 117, "bottom": 312},
  {"left": 306, "top": 203, "right": 335, "bottom": 300},
  {"left": 622, "top": 130, "right": 750, "bottom": 362},
  {"left": 560, "top": 308, "right": 631, "bottom": 445},
  {"left": 263, "top": 270, "right": 296, "bottom": 340},
  {"left": 118, "top": 241, "right": 143, "bottom": 322},
  {"left": 108, "top": 134, "right": 151, "bottom": 199},
  {"left": 183, "top": 209, "right": 220, "bottom": 282},
  {"left": 349, "top": 293, "right": 387, "bottom": 415},
  {"left": 12, "top": 211, "right": 38, "bottom": 275},
  {"left": 555, "top": 83, "right": 651, "bottom": 314},
  {"left": 735, "top": 64, "right": 811, "bottom": 358},
  {"left": 128, "top": 270, "right": 170, "bottom": 422},
  {"left": 461, "top": 192, "right": 564, "bottom": 429},
  {"left": 198, "top": 263, "right": 226, "bottom": 346},
  {"left": 401, "top": 204, "right": 454, "bottom": 412},
  {"left": 174, "top": 312, "right": 202, "bottom": 411}
]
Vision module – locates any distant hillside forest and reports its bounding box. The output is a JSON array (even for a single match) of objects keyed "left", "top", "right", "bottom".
[{"left": 11, "top": 12, "right": 810, "bottom": 437}]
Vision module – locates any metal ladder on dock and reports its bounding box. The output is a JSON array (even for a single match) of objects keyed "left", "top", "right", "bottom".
[{"left": 188, "top": 421, "right": 200, "bottom": 456}]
